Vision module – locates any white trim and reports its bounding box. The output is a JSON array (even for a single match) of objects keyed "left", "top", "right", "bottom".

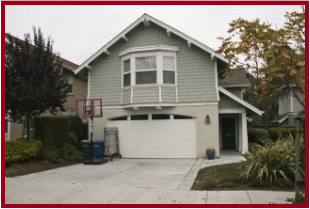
[
  {"left": 102, "top": 102, "right": 219, "bottom": 109},
  {"left": 119, "top": 45, "right": 179, "bottom": 57},
  {"left": 214, "top": 57, "right": 220, "bottom": 101},
  {"left": 75, "top": 13, "right": 228, "bottom": 75},
  {"left": 218, "top": 86, "right": 264, "bottom": 116},
  {"left": 87, "top": 70, "right": 90, "bottom": 99}
]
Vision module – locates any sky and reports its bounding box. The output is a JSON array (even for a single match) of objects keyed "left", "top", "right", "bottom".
[{"left": 5, "top": 5, "right": 302, "bottom": 65}]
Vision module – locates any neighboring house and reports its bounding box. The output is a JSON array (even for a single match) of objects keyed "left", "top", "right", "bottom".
[
  {"left": 271, "top": 87, "right": 304, "bottom": 127},
  {"left": 5, "top": 33, "right": 87, "bottom": 141},
  {"left": 75, "top": 14, "right": 263, "bottom": 158}
]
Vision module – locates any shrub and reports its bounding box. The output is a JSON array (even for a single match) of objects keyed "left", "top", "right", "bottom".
[
  {"left": 248, "top": 128, "right": 270, "bottom": 143},
  {"left": 5, "top": 139, "right": 42, "bottom": 165},
  {"left": 239, "top": 138, "right": 301, "bottom": 185},
  {"left": 41, "top": 143, "right": 83, "bottom": 163},
  {"left": 41, "top": 145, "right": 64, "bottom": 163},
  {"left": 268, "top": 127, "right": 296, "bottom": 141},
  {"left": 60, "top": 143, "right": 83, "bottom": 162}
]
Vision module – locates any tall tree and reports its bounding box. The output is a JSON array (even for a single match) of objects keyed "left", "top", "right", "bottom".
[
  {"left": 5, "top": 27, "right": 68, "bottom": 140},
  {"left": 216, "top": 8, "right": 305, "bottom": 108}
]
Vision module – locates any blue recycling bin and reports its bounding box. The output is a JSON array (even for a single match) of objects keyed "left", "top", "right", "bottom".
[{"left": 92, "top": 140, "right": 104, "bottom": 159}]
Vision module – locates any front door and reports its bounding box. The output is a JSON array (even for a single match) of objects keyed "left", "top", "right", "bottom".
[{"left": 222, "top": 117, "right": 236, "bottom": 149}]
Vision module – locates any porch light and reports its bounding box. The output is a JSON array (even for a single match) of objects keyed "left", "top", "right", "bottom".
[{"left": 205, "top": 115, "right": 211, "bottom": 124}]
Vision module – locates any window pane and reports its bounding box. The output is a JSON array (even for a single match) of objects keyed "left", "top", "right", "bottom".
[
  {"left": 66, "top": 84, "right": 73, "bottom": 93},
  {"left": 123, "top": 73, "right": 131, "bottom": 87},
  {"left": 152, "top": 114, "right": 170, "bottom": 120},
  {"left": 131, "top": 115, "right": 148, "bottom": 120},
  {"left": 163, "top": 56, "right": 175, "bottom": 70},
  {"left": 123, "top": 59, "right": 130, "bottom": 73},
  {"left": 163, "top": 71, "right": 175, "bottom": 84},
  {"left": 136, "top": 56, "right": 156, "bottom": 70},
  {"left": 136, "top": 71, "right": 157, "bottom": 84}
]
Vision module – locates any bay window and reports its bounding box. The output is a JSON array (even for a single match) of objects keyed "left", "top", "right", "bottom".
[
  {"left": 121, "top": 48, "right": 177, "bottom": 87},
  {"left": 135, "top": 56, "right": 157, "bottom": 84}
]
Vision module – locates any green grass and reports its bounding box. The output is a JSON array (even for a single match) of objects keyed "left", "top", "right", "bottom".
[{"left": 191, "top": 163, "right": 294, "bottom": 191}]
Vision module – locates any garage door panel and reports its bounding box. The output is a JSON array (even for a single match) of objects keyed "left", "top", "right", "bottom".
[{"left": 107, "top": 120, "right": 196, "bottom": 158}]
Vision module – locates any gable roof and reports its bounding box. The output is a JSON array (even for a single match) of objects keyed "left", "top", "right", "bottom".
[
  {"left": 5, "top": 33, "right": 78, "bottom": 71},
  {"left": 75, "top": 13, "right": 228, "bottom": 75},
  {"left": 218, "top": 68, "right": 251, "bottom": 88},
  {"left": 218, "top": 86, "right": 264, "bottom": 116}
]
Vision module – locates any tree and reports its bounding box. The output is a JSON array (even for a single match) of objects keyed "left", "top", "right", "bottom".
[
  {"left": 216, "top": 8, "right": 305, "bottom": 108},
  {"left": 5, "top": 27, "right": 68, "bottom": 140}
]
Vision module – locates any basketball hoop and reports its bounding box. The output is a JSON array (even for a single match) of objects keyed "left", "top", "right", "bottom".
[{"left": 76, "top": 98, "right": 103, "bottom": 119}]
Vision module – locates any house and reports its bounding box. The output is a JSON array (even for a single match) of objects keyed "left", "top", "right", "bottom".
[
  {"left": 271, "top": 87, "right": 304, "bottom": 127},
  {"left": 5, "top": 33, "right": 87, "bottom": 141},
  {"left": 75, "top": 14, "right": 263, "bottom": 158}
]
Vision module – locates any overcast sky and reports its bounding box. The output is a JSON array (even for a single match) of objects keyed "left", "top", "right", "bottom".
[{"left": 5, "top": 5, "right": 302, "bottom": 65}]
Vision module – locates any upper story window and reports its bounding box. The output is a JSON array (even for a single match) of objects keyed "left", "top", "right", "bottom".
[
  {"left": 123, "top": 59, "right": 131, "bottom": 87},
  {"left": 66, "top": 75, "right": 74, "bottom": 94},
  {"left": 135, "top": 56, "right": 157, "bottom": 85},
  {"left": 120, "top": 45, "right": 179, "bottom": 87},
  {"left": 163, "top": 56, "right": 175, "bottom": 84}
]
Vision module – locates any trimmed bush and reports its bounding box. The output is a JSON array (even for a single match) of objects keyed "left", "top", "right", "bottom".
[
  {"left": 33, "top": 116, "right": 84, "bottom": 163},
  {"left": 5, "top": 139, "right": 42, "bottom": 165},
  {"left": 248, "top": 128, "right": 270, "bottom": 143}
]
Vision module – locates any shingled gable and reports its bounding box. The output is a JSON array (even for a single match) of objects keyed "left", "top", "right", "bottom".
[{"left": 75, "top": 13, "right": 228, "bottom": 75}]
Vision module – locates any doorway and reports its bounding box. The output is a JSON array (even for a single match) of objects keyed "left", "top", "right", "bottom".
[{"left": 221, "top": 117, "right": 237, "bottom": 149}]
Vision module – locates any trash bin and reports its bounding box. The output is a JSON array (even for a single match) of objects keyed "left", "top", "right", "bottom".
[
  {"left": 92, "top": 140, "right": 104, "bottom": 159},
  {"left": 81, "top": 140, "right": 91, "bottom": 163}
]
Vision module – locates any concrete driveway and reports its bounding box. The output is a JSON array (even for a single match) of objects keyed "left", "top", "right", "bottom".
[
  {"left": 5, "top": 156, "right": 294, "bottom": 204},
  {"left": 11, "top": 158, "right": 199, "bottom": 190}
]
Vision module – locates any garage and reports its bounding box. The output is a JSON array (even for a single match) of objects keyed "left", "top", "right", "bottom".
[{"left": 107, "top": 114, "right": 196, "bottom": 158}]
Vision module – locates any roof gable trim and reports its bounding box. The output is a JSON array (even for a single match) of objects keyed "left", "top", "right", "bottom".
[
  {"left": 219, "top": 86, "right": 264, "bottom": 116},
  {"left": 75, "top": 14, "right": 228, "bottom": 75}
]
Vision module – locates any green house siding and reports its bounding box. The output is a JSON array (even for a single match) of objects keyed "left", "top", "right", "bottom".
[
  {"left": 219, "top": 93, "right": 243, "bottom": 109},
  {"left": 89, "top": 23, "right": 217, "bottom": 106}
]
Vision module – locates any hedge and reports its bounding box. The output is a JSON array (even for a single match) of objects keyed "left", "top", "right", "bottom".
[
  {"left": 268, "top": 127, "right": 296, "bottom": 141},
  {"left": 5, "top": 139, "right": 42, "bottom": 165},
  {"left": 248, "top": 128, "right": 270, "bottom": 143},
  {"left": 33, "top": 116, "right": 83, "bottom": 148}
]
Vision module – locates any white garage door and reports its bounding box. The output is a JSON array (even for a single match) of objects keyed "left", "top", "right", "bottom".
[{"left": 107, "top": 115, "right": 196, "bottom": 158}]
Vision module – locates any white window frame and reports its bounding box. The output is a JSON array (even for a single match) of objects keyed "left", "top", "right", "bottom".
[
  {"left": 121, "top": 47, "right": 178, "bottom": 88},
  {"left": 122, "top": 59, "right": 131, "bottom": 87},
  {"left": 67, "top": 76, "right": 74, "bottom": 94}
]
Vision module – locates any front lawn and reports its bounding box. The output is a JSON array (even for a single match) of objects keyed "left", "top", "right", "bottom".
[{"left": 191, "top": 163, "right": 294, "bottom": 191}]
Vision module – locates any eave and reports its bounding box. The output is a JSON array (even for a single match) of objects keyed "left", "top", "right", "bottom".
[{"left": 75, "top": 13, "right": 228, "bottom": 75}]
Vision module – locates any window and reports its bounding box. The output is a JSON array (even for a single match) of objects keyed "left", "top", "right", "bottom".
[
  {"left": 66, "top": 76, "right": 74, "bottom": 94},
  {"left": 152, "top": 114, "right": 170, "bottom": 120},
  {"left": 163, "top": 56, "right": 175, "bottom": 84},
  {"left": 131, "top": 115, "right": 148, "bottom": 120},
  {"left": 174, "top": 115, "right": 192, "bottom": 119},
  {"left": 121, "top": 47, "right": 177, "bottom": 87},
  {"left": 123, "top": 59, "right": 131, "bottom": 87},
  {"left": 135, "top": 56, "right": 157, "bottom": 85},
  {"left": 110, "top": 116, "right": 128, "bottom": 121}
]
